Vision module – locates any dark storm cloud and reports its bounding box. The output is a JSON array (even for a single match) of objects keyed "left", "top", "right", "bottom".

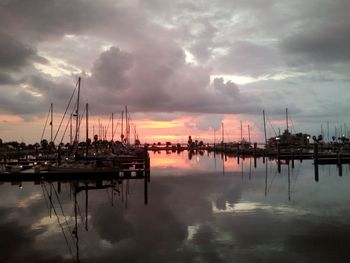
[
  {"left": 0, "top": 73, "right": 79, "bottom": 119},
  {"left": 282, "top": 21, "right": 350, "bottom": 64},
  {"left": 91, "top": 47, "right": 133, "bottom": 90},
  {"left": 280, "top": 0, "right": 350, "bottom": 69},
  {"left": 0, "top": 72, "right": 15, "bottom": 84},
  {"left": 0, "top": 86, "right": 44, "bottom": 116},
  {"left": 0, "top": 33, "right": 36, "bottom": 71},
  {"left": 0, "top": 0, "right": 113, "bottom": 42}
]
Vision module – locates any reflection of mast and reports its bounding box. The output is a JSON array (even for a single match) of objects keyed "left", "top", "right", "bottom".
[
  {"left": 49, "top": 183, "right": 52, "bottom": 217},
  {"left": 73, "top": 185, "right": 80, "bottom": 263},
  {"left": 222, "top": 154, "right": 225, "bottom": 176},
  {"left": 249, "top": 158, "right": 252, "bottom": 180},
  {"left": 38, "top": 178, "right": 148, "bottom": 263},
  {"left": 85, "top": 183, "right": 88, "bottom": 231},
  {"left": 214, "top": 151, "right": 216, "bottom": 169},
  {"left": 288, "top": 162, "right": 291, "bottom": 201},
  {"left": 41, "top": 183, "right": 75, "bottom": 261}
]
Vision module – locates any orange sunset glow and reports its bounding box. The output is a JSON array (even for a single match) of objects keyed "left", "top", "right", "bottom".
[
  {"left": 0, "top": 113, "right": 264, "bottom": 144},
  {"left": 150, "top": 150, "right": 247, "bottom": 173}
]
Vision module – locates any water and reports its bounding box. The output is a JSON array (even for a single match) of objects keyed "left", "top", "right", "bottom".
[{"left": 1, "top": 151, "right": 350, "bottom": 262}]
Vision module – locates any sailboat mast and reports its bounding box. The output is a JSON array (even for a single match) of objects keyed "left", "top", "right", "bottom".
[
  {"left": 112, "top": 113, "right": 114, "bottom": 142},
  {"left": 86, "top": 103, "right": 89, "bottom": 155},
  {"left": 286, "top": 108, "right": 289, "bottom": 132},
  {"left": 75, "top": 77, "right": 81, "bottom": 144},
  {"left": 327, "top": 121, "right": 329, "bottom": 142},
  {"left": 70, "top": 114, "right": 73, "bottom": 144},
  {"left": 50, "top": 103, "right": 53, "bottom": 143},
  {"left": 214, "top": 129, "right": 216, "bottom": 145},
  {"left": 221, "top": 122, "right": 224, "bottom": 143},
  {"left": 263, "top": 110, "right": 267, "bottom": 145},
  {"left": 240, "top": 120, "right": 243, "bottom": 142},
  {"left": 98, "top": 119, "right": 101, "bottom": 140},
  {"left": 121, "top": 110, "right": 124, "bottom": 141},
  {"left": 125, "top": 105, "right": 130, "bottom": 144},
  {"left": 248, "top": 124, "right": 251, "bottom": 144}
]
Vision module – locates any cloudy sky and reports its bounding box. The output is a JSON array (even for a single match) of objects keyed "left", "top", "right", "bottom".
[{"left": 1, "top": 0, "right": 350, "bottom": 143}]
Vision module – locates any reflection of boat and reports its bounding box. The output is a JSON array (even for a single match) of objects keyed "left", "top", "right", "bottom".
[
  {"left": 1, "top": 171, "right": 149, "bottom": 263},
  {"left": 41, "top": 178, "right": 146, "bottom": 263}
]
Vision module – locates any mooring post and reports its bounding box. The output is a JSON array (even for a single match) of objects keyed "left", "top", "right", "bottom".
[
  {"left": 314, "top": 163, "right": 319, "bottom": 182},
  {"left": 254, "top": 157, "right": 257, "bottom": 169},
  {"left": 337, "top": 151, "right": 341, "bottom": 166},
  {"left": 338, "top": 163, "right": 343, "bottom": 177}
]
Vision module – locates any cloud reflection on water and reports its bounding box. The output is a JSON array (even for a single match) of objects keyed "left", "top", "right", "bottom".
[{"left": 1, "top": 152, "right": 350, "bottom": 262}]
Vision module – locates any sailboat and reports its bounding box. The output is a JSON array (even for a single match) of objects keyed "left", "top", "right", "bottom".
[{"left": 266, "top": 108, "right": 310, "bottom": 149}]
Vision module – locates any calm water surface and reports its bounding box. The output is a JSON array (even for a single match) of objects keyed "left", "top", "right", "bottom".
[{"left": 1, "top": 151, "right": 350, "bottom": 262}]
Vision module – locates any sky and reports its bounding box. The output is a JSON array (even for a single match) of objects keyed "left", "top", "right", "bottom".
[{"left": 1, "top": 0, "right": 350, "bottom": 143}]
